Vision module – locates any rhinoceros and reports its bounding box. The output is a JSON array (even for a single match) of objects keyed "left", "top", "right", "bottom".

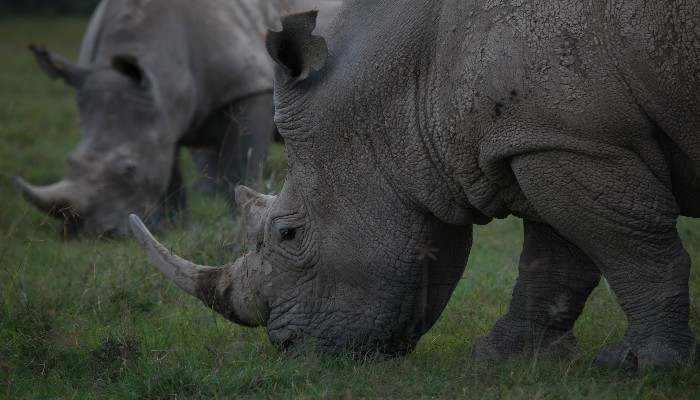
[
  {"left": 15, "top": 0, "right": 340, "bottom": 236},
  {"left": 131, "top": 1, "right": 700, "bottom": 369}
]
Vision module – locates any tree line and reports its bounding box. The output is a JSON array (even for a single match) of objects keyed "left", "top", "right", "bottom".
[{"left": 1, "top": 0, "right": 99, "bottom": 15}]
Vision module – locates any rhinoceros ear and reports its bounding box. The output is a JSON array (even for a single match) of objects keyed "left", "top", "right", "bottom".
[
  {"left": 111, "top": 54, "right": 148, "bottom": 88},
  {"left": 29, "top": 44, "right": 88, "bottom": 88},
  {"left": 266, "top": 10, "right": 328, "bottom": 82}
]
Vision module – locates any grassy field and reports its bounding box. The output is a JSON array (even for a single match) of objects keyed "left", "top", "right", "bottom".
[{"left": 1, "top": 16, "right": 699, "bottom": 399}]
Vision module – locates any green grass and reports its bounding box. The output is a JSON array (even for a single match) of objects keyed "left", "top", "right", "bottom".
[{"left": 1, "top": 16, "right": 699, "bottom": 399}]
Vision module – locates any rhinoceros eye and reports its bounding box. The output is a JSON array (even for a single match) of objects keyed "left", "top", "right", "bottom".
[{"left": 279, "top": 227, "right": 296, "bottom": 241}]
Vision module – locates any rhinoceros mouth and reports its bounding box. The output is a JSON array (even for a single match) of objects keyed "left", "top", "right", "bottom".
[
  {"left": 266, "top": 322, "right": 420, "bottom": 356},
  {"left": 265, "top": 302, "right": 423, "bottom": 356}
]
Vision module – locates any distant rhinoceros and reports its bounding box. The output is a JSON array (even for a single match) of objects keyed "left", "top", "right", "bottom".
[
  {"left": 131, "top": 1, "right": 700, "bottom": 369},
  {"left": 15, "top": 0, "right": 340, "bottom": 236}
]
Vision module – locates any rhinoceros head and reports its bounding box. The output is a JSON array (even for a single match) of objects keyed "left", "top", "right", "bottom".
[
  {"left": 130, "top": 12, "right": 471, "bottom": 355},
  {"left": 16, "top": 45, "right": 178, "bottom": 236}
]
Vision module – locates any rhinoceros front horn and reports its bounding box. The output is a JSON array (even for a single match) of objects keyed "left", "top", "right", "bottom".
[
  {"left": 129, "top": 214, "right": 266, "bottom": 327},
  {"left": 128, "top": 214, "right": 222, "bottom": 296},
  {"left": 14, "top": 176, "right": 83, "bottom": 219}
]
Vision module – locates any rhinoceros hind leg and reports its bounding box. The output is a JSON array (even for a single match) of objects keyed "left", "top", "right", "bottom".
[
  {"left": 473, "top": 220, "right": 599, "bottom": 361},
  {"left": 511, "top": 149, "right": 697, "bottom": 369}
]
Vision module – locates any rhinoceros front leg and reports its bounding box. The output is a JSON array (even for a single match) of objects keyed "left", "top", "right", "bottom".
[
  {"left": 160, "top": 148, "right": 187, "bottom": 224},
  {"left": 473, "top": 220, "right": 600, "bottom": 360},
  {"left": 510, "top": 149, "right": 696, "bottom": 369},
  {"left": 190, "top": 147, "right": 220, "bottom": 195},
  {"left": 218, "top": 93, "right": 274, "bottom": 201}
]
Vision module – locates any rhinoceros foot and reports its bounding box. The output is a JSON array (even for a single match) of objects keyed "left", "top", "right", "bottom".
[
  {"left": 472, "top": 317, "right": 579, "bottom": 361},
  {"left": 594, "top": 336, "right": 698, "bottom": 370}
]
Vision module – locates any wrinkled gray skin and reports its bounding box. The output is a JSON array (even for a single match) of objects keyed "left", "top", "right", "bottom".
[
  {"left": 132, "top": 1, "right": 700, "bottom": 369},
  {"left": 16, "top": 0, "right": 340, "bottom": 236}
]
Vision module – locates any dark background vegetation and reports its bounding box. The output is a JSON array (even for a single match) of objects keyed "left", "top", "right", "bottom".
[{"left": 0, "top": 0, "right": 99, "bottom": 15}]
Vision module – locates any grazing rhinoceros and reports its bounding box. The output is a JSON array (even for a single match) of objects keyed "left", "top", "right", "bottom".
[
  {"left": 15, "top": 0, "right": 340, "bottom": 236},
  {"left": 131, "top": 1, "right": 700, "bottom": 369}
]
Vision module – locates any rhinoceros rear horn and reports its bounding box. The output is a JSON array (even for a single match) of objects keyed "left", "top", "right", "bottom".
[
  {"left": 234, "top": 185, "right": 264, "bottom": 212},
  {"left": 266, "top": 10, "right": 328, "bottom": 81},
  {"left": 14, "top": 176, "right": 83, "bottom": 220},
  {"left": 29, "top": 44, "right": 87, "bottom": 88},
  {"left": 234, "top": 185, "right": 277, "bottom": 219}
]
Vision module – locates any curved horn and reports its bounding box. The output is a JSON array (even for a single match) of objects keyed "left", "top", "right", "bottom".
[
  {"left": 29, "top": 44, "right": 88, "bottom": 88},
  {"left": 130, "top": 214, "right": 267, "bottom": 327},
  {"left": 129, "top": 214, "right": 221, "bottom": 296},
  {"left": 14, "top": 176, "right": 82, "bottom": 219}
]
